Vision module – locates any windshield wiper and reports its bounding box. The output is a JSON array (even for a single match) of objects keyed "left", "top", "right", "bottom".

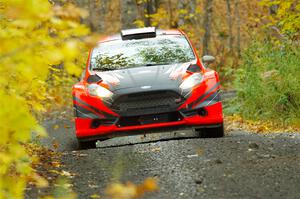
[
  {"left": 92, "top": 67, "right": 114, "bottom": 71},
  {"left": 145, "top": 63, "right": 172, "bottom": 66}
]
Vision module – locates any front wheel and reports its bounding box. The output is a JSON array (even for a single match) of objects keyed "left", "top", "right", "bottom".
[
  {"left": 78, "top": 140, "right": 96, "bottom": 150},
  {"left": 196, "top": 124, "right": 224, "bottom": 138}
]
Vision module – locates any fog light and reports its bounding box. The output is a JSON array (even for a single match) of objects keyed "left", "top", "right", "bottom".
[
  {"left": 91, "top": 119, "right": 102, "bottom": 129},
  {"left": 198, "top": 108, "right": 208, "bottom": 117}
]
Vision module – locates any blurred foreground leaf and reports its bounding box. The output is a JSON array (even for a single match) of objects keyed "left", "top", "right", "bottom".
[
  {"left": 0, "top": 0, "right": 92, "bottom": 198},
  {"left": 106, "top": 178, "right": 158, "bottom": 199}
]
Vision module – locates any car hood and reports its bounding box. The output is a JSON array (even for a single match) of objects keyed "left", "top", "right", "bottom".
[{"left": 95, "top": 63, "right": 192, "bottom": 94}]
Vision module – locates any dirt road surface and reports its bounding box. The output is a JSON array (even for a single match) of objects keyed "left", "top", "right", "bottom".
[{"left": 27, "top": 117, "right": 300, "bottom": 199}]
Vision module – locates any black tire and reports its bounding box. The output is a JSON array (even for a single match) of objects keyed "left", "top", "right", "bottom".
[
  {"left": 78, "top": 140, "right": 96, "bottom": 150},
  {"left": 196, "top": 124, "right": 224, "bottom": 138}
]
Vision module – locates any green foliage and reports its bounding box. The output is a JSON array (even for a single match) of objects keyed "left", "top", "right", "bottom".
[
  {"left": 0, "top": 0, "right": 90, "bottom": 198},
  {"left": 233, "top": 41, "right": 300, "bottom": 126},
  {"left": 261, "top": 0, "right": 300, "bottom": 39}
]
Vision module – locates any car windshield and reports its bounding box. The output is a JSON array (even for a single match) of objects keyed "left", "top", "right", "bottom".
[{"left": 90, "top": 35, "right": 196, "bottom": 71}]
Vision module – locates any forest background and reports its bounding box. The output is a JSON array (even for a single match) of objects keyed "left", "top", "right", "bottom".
[{"left": 0, "top": 0, "right": 299, "bottom": 198}]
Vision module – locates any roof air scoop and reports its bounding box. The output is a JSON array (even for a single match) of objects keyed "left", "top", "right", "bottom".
[{"left": 121, "top": 27, "right": 156, "bottom": 40}]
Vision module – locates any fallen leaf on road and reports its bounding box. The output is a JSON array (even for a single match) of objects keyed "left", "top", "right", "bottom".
[
  {"left": 197, "top": 149, "right": 204, "bottom": 156},
  {"left": 90, "top": 194, "right": 101, "bottom": 199},
  {"left": 64, "top": 124, "right": 71, "bottom": 129},
  {"left": 61, "top": 170, "right": 71, "bottom": 176},
  {"left": 187, "top": 154, "right": 199, "bottom": 158},
  {"left": 32, "top": 173, "right": 49, "bottom": 188},
  {"left": 51, "top": 161, "right": 61, "bottom": 168},
  {"left": 140, "top": 134, "right": 147, "bottom": 140},
  {"left": 53, "top": 124, "right": 59, "bottom": 130},
  {"left": 49, "top": 170, "right": 61, "bottom": 175},
  {"left": 151, "top": 147, "right": 161, "bottom": 152},
  {"left": 61, "top": 170, "right": 75, "bottom": 178},
  {"left": 52, "top": 140, "right": 59, "bottom": 150},
  {"left": 88, "top": 183, "right": 99, "bottom": 189}
]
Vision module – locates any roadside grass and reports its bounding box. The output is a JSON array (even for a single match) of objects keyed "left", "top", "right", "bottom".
[
  {"left": 224, "top": 114, "right": 300, "bottom": 134},
  {"left": 225, "top": 40, "right": 300, "bottom": 131}
]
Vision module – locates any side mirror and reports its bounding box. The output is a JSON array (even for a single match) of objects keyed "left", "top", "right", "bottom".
[
  {"left": 202, "top": 55, "right": 215, "bottom": 65},
  {"left": 80, "top": 71, "right": 85, "bottom": 80},
  {"left": 87, "top": 74, "right": 102, "bottom": 84}
]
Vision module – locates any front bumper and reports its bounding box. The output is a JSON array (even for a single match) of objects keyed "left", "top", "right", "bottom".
[{"left": 75, "top": 102, "right": 223, "bottom": 140}]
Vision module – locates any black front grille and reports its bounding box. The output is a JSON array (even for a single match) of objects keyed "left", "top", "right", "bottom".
[
  {"left": 90, "top": 118, "right": 117, "bottom": 129},
  {"left": 117, "top": 112, "right": 183, "bottom": 127},
  {"left": 112, "top": 91, "right": 184, "bottom": 116}
]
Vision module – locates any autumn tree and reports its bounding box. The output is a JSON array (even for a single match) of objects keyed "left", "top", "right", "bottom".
[
  {"left": 177, "top": 0, "right": 196, "bottom": 27},
  {"left": 234, "top": 0, "right": 241, "bottom": 57},
  {"left": 261, "top": 0, "right": 300, "bottom": 40},
  {"left": 202, "top": 0, "right": 213, "bottom": 55},
  {"left": 0, "top": 0, "right": 91, "bottom": 198},
  {"left": 121, "top": 0, "right": 138, "bottom": 28},
  {"left": 226, "top": 0, "right": 233, "bottom": 54}
]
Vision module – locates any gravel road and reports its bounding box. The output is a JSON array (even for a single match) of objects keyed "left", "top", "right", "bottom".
[{"left": 31, "top": 118, "right": 300, "bottom": 199}]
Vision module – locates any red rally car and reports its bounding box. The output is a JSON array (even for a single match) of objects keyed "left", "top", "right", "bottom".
[{"left": 72, "top": 27, "right": 224, "bottom": 149}]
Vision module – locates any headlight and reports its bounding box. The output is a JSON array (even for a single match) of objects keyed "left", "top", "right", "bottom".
[
  {"left": 87, "top": 84, "right": 113, "bottom": 99},
  {"left": 179, "top": 73, "right": 203, "bottom": 90}
]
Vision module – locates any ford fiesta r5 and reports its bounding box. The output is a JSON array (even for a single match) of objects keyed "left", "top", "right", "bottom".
[{"left": 72, "top": 27, "right": 224, "bottom": 149}]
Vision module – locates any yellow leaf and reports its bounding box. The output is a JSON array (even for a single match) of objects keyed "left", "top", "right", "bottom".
[
  {"left": 90, "top": 194, "right": 101, "bottom": 199},
  {"left": 32, "top": 173, "right": 49, "bottom": 188}
]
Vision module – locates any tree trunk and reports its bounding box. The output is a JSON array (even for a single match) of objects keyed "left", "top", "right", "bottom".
[
  {"left": 97, "top": 0, "right": 107, "bottom": 32},
  {"left": 143, "top": 0, "right": 159, "bottom": 27},
  {"left": 188, "top": 0, "right": 197, "bottom": 23},
  {"left": 177, "top": 0, "right": 185, "bottom": 27},
  {"left": 120, "top": 0, "right": 138, "bottom": 29},
  {"left": 269, "top": 2, "right": 279, "bottom": 15},
  {"left": 202, "top": 0, "right": 213, "bottom": 55},
  {"left": 167, "top": 0, "right": 173, "bottom": 28},
  {"left": 234, "top": 0, "right": 241, "bottom": 57},
  {"left": 226, "top": 0, "right": 233, "bottom": 54},
  {"left": 88, "top": 0, "right": 97, "bottom": 32},
  {"left": 177, "top": 0, "right": 196, "bottom": 27}
]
